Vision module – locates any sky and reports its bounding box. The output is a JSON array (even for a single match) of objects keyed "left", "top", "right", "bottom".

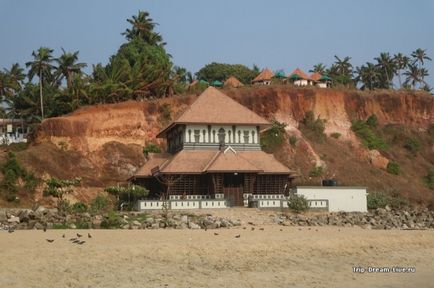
[{"left": 1, "top": 0, "right": 434, "bottom": 86}]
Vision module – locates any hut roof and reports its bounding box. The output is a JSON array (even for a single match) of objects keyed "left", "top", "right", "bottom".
[
  {"left": 288, "top": 68, "right": 310, "bottom": 80},
  {"left": 157, "top": 87, "right": 270, "bottom": 137},
  {"left": 252, "top": 69, "right": 274, "bottom": 83},
  {"left": 224, "top": 76, "right": 244, "bottom": 88}
]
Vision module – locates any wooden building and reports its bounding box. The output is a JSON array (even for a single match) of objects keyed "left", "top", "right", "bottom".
[{"left": 131, "top": 87, "right": 295, "bottom": 206}]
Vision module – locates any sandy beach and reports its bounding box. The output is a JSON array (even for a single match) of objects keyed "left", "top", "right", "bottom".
[{"left": 1, "top": 224, "right": 433, "bottom": 288}]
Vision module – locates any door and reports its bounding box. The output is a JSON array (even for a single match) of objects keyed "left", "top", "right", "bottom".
[{"left": 223, "top": 173, "right": 244, "bottom": 206}]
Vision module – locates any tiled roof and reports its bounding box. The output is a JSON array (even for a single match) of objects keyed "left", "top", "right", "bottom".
[
  {"left": 157, "top": 87, "right": 270, "bottom": 137},
  {"left": 133, "top": 148, "right": 294, "bottom": 177},
  {"left": 288, "top": 68, "right": 310, "bottom": 80}
]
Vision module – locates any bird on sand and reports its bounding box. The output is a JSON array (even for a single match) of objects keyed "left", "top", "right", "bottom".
[
  {"left": 88, "top": 233, "right": 92, "bottom": 239},
  {"left": 69, "top": 238, "right": 77, "bottom": 241},
  {"left": 77, "top": 233, "right": 82, "bottom": 238},
  {"left": 46, "top": 239, "right": 54, "bottom": 243},
  {"left": 251, "top": 227, "right": 255, "bottom": 231},
  {"left": 77, "top": 241, "right": 86, "bottom": 245},
  {"left": 8, "top": 227, "right": 14, "bottom": 233},
  {"left": 43, "top": 227, "right": 47, "bottom": 232},
  {"left": 247, "top": 222, "right": 255, "bottom": 226},
  {"left": 243, "top": 227, "right": 247, "bottom": 230},
  {"left": 72, "top": 240, "right": 80, "bottom": 244},
  {"left": 62, "top": 234, "right": 65, "bottom": 238},
  {"left": 280, "top": 229, "right": 283, "bottom": 232},
  {"left": 259, "top": 228, "right": 264, "bottom": 231},
  {"left": 214, "top": 233, "right": 219, "bottom": 236},
  {"left": 235, "top": 235, "right": 241, "bottom": 238}
]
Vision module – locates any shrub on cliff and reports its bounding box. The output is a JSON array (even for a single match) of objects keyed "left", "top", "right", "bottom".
[
  {"left": 143, "top": 143, "right": 162, "bottom": 156},
  {"left": 351, "top": 118, "right": 387, "bottom": 150},
  {"left": 260, "top": 120, "right": 287, "bottom": 153},
  {"left": 299, "top": 111, "right": 326, "bottom": 142},
  {"left": 424, "top": 168, "right": 434, "bottom": 189},
  {"left": 386, "top": 161, "right": 400, "bottom": 175}
]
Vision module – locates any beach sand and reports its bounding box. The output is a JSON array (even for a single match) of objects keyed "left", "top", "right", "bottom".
[{"left": 1, "top": 224, "right": 433, "bottom": 288}]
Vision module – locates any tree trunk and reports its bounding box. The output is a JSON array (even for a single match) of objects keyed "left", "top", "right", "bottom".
[{"left": 39, "top": 69, "right": 44, "bottom": 119}]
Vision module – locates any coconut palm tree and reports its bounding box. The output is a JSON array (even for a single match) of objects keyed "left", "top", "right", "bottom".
[
  {"left": 122, "top": 11, "right": 165, "bottom": 46},
  {"left": 329, "top": 56, "right": 353, "bottom": 86},
  {"left": 403, "top": 63, "right": 420, "bottom": 89},
  {"left": 55, "top": 48, "right": 87, "bottom": 90},
  {"left": 375, "top": 52, "right": 396, "bottom": 89},
  {"left": 26, "top": 47, "right": 56, "bottom": 119},
  {"left": 309, "top": 63, "right": 327, "bottom": 75},
  {"left": 355, "top": 62, "right": 380, "bottom": 90},
  {"left": 411, "top": 48, "right": 432, "bottom": 66},
  {"left": 393, "top": 53, "right": 409, "bottom": 88}
]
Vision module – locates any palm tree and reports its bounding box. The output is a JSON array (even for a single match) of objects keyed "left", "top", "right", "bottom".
[
  {"left": 355, "top": 62, "right": 380, "bottom": 90},
  {"left": 403, "top": 64, "right": 420, "bottom": 89},
  {"left": 375, "top": 52, "right": 395, "bottom": 89},
  {"left": 56, "top": 48, "right": 87, "bottom": 90},
  {"left": 26, "top": 47, "right": 56, "bottom": 119},
  {"left": 393, "top": 53, "right": 409, "bottom": 88},
  {"left": 329, "top": 56, "right": 353, "bottom": 86},
  {"left": 309, "top": 63, "right": 326, "bottom": 74},
  {"left": 411, "top": 48, "right": 432, "bottom": 66},
  {"left": 122, "top": 11, "right": 165, "bottom": 46}
]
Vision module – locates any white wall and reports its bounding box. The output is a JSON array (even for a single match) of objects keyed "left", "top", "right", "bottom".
[
  {"left": 185, "top": 124, "right": 258, "bottom": 144},
  {"left": 295, "top": 187, "right": 367, "bottom": 212}
]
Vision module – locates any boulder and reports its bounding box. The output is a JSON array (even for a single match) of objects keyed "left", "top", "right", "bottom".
[
  {"left": 189, "top": 222, "right": 201, "bottom": 229},
  {"left": 368, "top": 150, "right": 389, "bottom": 169},
  {"left": 7, "top": 215, "right": 20, "bottom": 224}
]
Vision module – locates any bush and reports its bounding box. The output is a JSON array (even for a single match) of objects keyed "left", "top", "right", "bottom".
[
  {"left": 403, "top": 137, "right": 421, "bottom": 154},
  {"left": 158, "top": 103, "right": 172, "bottom": 125},
  {"left": 90, "top": 195, "right": 111, "bottom": 213},
  {"left": 76, "top": 220, "right": 90, "bottom": 229},
  {"left": 57, "top": 199, "right": 71, "bottom": 213},
  {"left": 72, "top": 202, "right": 88, "bottom": 213},
  {"left": 367, "top": 192, "right": 390, "bottom": 209},
  {"left": 366, "top": 114, "right": 378, "bottom": 128},
  {"left": 100, "top": 211, "right": 122, "bottom": 229},
  {"left": 105, "top": 185, "right": 149, "bottom": 210},
  {"left": 260, "top": 120, "right": 287, "bottom": 152},
  {"left": 288, "top": 135, "right": 297, "bottom": 146},
  {"left": 299, "top": 111, "right": 326, "bottom": 142},
  {"left": 424, "top": 168, "right": 434, "bottom": 189},
  {"left": 288, "top": 194, "right": 309, "bottom": 213},
  {"left": 330, "top": 132, "right": 341, "bottom": 139},
  {"left": 386, "top": 161, "right": 400, "bottom": 175},
  {"left": 351, "top": 120, "right": 387, "bottom": 150},
  {"left": 309, "top": 166, "right": 324, "bottom": 177},
  {"left": 143, "top": 143, "right": 162, "bottom": 156}
]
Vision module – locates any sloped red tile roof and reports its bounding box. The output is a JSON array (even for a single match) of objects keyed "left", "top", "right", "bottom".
[{"left": 157, "top": 87, "right": 270, "bottom": 137}]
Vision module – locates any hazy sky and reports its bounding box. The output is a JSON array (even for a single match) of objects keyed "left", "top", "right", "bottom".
[{"left": 1, "top": 0, "right": 433, "bottom": 85}]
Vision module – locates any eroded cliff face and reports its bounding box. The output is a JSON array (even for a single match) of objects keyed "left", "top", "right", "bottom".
[
  {"left": 21, "top": 87, "right": 434, "bottom": 205},
  {"left": 36, "top": 87, "right": 434, "bottom": 154}
]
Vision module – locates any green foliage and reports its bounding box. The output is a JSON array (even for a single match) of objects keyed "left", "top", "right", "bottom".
[
  {"left": 52, "top": 223, "right": 69, "bottom": 229},
  {"left": 288, "top": 194, "right": 309, "bottom": 213},
  {"left": 330, "top": 132, "right": 341, "bottom": 139},
  {"left": 367, "top": 191, "right": 409, "bottom": 209},
  {"left": 288, "top": 135, "right": 297, "bottom": 146},
  {"left": 403, "top": 137, "right": 421, "bottom": 154},
  {"left": 351, "top": 119, "right": 387, "bottom": 150},
  {"left": 260, "top": 120, "right": 287, "bottom": 153},
  {"left": 309, "top": 166, "right": 324, "bottom": 177},
  {"left": 300, "top": 111, "right": 326, "bottom": 142},
  {"left": 195, "top": 62, "right": 258, "bottom": 84},
  {"left": 43, "top": 177, "right": 81, "bottom": 199},
  {"left": 367, "top": 192, "right": 391, "bottom": 209},
  {"left": 143, "top": 143, "right": 162, "bottom": 156},
  {"left": 90, "top": 194, "right": 111, "bottom": 213},
  {"left": 424, "top": 168, "right": 434, "bottom": 189},
  {"left": 386, "top": 161, "right": 400, "bottom": 175},
  {"left": 100, "top": 210, "right": 122, "bottom": 229},
  {"left": 366, "top": 114, "right": 378, "bottom": 128},
  {"left": 105, "top": 185, "right": 149, "bottom": 210},
  {"left": 72, "top": 202, "right": 88, "bottom": 213},
  {"left": 0, "top": 152, "right": 38, "bottom": 202}
]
